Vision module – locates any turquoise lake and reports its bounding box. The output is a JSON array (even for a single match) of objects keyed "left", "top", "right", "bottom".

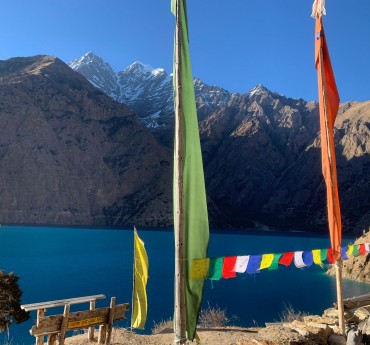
[{"left": 0, "top": 225, "right": 369, "bottom": 344}]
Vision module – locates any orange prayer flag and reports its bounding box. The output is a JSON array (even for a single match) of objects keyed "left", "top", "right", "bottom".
[{"left": 315, "top": 16, "right": 342, "bottom": 261}]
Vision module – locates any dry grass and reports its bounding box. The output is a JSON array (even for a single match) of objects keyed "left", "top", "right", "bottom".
[
  {"left": 278, "top": 303, "right": 309, "bottom": 323},
  {"left": 151, "top": 318, "right": 173, "bottom": 334},
  {"left": 198, "top": 303, "right": 237, "bottom": 328},
  {"left": 151, "top": 303, "right": 237, "bottom": 334}
]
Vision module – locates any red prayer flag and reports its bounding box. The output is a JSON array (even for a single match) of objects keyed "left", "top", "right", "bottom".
[
  {"left": 315, "top": 16, "right": 342, "bottom": 261},
  {"left": 327, "top": 248, "right": 335, "bottom": 263},
  {"left": 278, "top": 252, "right": 294, "bottom": 267},
  {"left": 222, "top": 256, "right": 237, "bottom": 279},
  {"left": 359, "top": 244, "right": 367, "bottom": 256}
]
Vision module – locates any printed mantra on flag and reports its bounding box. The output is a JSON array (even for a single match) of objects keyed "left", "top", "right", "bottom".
[{"left": 190, "top": 243, "right": 370, "bottom": 280}]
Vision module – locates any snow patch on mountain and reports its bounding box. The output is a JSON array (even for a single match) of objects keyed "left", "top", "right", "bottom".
[{"left": 68, "top": 52, "right": 278, "bottom": 131}]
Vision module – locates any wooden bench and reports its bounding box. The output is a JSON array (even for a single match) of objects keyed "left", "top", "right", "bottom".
[{"left": 21, "top": 294, "right": 129, "bottom": 345}]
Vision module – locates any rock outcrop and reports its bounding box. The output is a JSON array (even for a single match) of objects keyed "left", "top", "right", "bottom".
[
  {"left": 257, "top": 301, "right": 370, "bottom": 344},
  {"left": 327, "top": 231, "right": 370, "bottom": 283}
]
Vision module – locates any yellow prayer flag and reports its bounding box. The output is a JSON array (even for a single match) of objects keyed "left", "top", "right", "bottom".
[
  {"left": 259, "top": 254, "right": 274, "bottom": 270},
  {"left": 347, "top": 245, "right": 353, "bottom": 257},
  {"left": 131, "top": 228, "right": 148, "bottom": 330},
  {"left": 190, "top": 258, "right": 210, "bottom": 280},
  {"left": 312, "top": 249, "right": 323, "bottom": 267}
]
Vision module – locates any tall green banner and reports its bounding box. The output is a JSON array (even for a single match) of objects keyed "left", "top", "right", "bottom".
[{"left": 171, "top": 0, "right": 210, "bottom": 341}]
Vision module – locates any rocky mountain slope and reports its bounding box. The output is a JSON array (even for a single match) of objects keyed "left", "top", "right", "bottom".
[
  {"left": 0, "top": 55, "right": 172, "bottom": 226},
  {"left": 69, "top": 52, "right": 233, "bottom": 145},
  {"left": 69, "top": 52, "right": 370, "bottom": 232},
  {"left": 0, "top": 53, "right": 369, "bottom": 231}
]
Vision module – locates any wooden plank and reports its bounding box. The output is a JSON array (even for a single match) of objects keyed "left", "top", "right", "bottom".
[
  {"left": 31, "top": 315, "right": 63, "bottom": 336},
  {"left": 68, "top": 316, "right": 103, "bottom": 329},
  {"left": 88, "top": 300, "right": 96, "bottom": 340},
  {"left": 36, "top": 309, "right": 45, "bottom": 345},
  {"left": 334, "top": 293, "right": 370, "bottom": 310},
  {"left": 105, "top": 297, "right": 116, "bottom": 345},
  {"left": 58, "top": 304, "right": 70, "bottom": 345},
  {"left": 98, "top": 325, "right": 106, "bottom": 344},
  {"left": 21, "top": 294, "right": 106, "bottom": 311},
  {"left": 47, "top": 334, "right": 57, "bottom": 345},
  {"left": 31, "top": 304, "right": 129, "bottom": 336}
]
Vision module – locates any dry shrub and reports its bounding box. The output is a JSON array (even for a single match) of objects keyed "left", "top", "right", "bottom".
[
  {"left": 278, "top": 303, "right": 308, "bottom": 323},
  {"left": 151, "top": 318, "right": 173, "bottom": 334},
  {"left": 198, "top": 303, "right": 237, "bottom": 328}
]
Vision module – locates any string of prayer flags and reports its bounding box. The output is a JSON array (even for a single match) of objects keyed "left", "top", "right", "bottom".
[{"left": 190, "top": 242, "right": 370, "bottom": 281}]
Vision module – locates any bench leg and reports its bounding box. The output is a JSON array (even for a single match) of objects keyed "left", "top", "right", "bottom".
[
  {"left": 36, "top": 335, "right": 44, "bottom": 345},
  {"left": 47, "top": 334, "right": 57, "bottom": 345}
]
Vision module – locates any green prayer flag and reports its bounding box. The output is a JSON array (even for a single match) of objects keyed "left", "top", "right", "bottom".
[
  {"left": 172, "top": 0, "right": 209, "bottom": 341},
  {"left": 268, "top": 253, "right": 282, "bottom": 271},
  {"left": 352, "top": 244, "right": 360, "bottom": 257},
  {"left": 320, "top": 249, "right": 328, "bottom": 261},
  {"left": 208, "top": 258, "right": 223, "bottom": 280}
]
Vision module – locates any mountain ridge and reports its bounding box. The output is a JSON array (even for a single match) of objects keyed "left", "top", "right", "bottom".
[
  {"left": 0, "top": 54, "right": 368, "bottom": 232},
  {"left": 68, "top": 52, "right": 370, "bottom": 233}
]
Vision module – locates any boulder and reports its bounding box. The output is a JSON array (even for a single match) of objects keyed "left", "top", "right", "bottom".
[
  {"left": 346, "top": 328, "right": 362, "bottom": 345},
  {"left": 303, "top": 315, "right": 337, "bottom": 325},
  {"left": 354, "top": 307, "right": 370, "bottom": 321},
  {"left": 328, "top": 334, "right": 347, "bottom": 345},
  {"left": 292, "top": 320, "right": 332, "bottom": 344},
  {"left": 258, "top": 326, "right": 315, "bottom": 345},
  {"left": 362, "top": 317, "right": 370, "bottom": 334}
]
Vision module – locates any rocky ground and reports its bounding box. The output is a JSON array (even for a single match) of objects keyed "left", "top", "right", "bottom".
[
  {"left": 65, "top": 304, "right": 370, "bottom": 345},
  {"left": 66, "top": 327, "right": 262, "bottom": 345}
]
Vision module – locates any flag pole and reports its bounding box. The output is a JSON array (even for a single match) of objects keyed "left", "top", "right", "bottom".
[
  {"left": 318, "top": 46, "right": 345, "bottom": 336},
  {"left": 173, "top": 0, "right": 187, "bottom": 343},
  {"left": 130, "top": 227, "right": 136, "bottom": 331}
]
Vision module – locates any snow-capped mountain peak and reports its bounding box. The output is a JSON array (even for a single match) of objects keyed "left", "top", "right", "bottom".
[
  {"left": 68, "top": 52, "right": 235, "bottom": 129},
  {"left": 123, "top": 61, "right": 154, "bottom": 75},
  {"left": 69, "top": 51, "right": 102, "bottom": 69},
  {"left": 248, "top": 84, "right": 269, "bottom": 97},
  {"left": 68, "top": 52, "right": 119, "bottom": 100}
]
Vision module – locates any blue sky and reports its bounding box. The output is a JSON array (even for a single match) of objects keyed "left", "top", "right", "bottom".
[{"left": 0, "top": 0, "right": 368, "bottom": 102}]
